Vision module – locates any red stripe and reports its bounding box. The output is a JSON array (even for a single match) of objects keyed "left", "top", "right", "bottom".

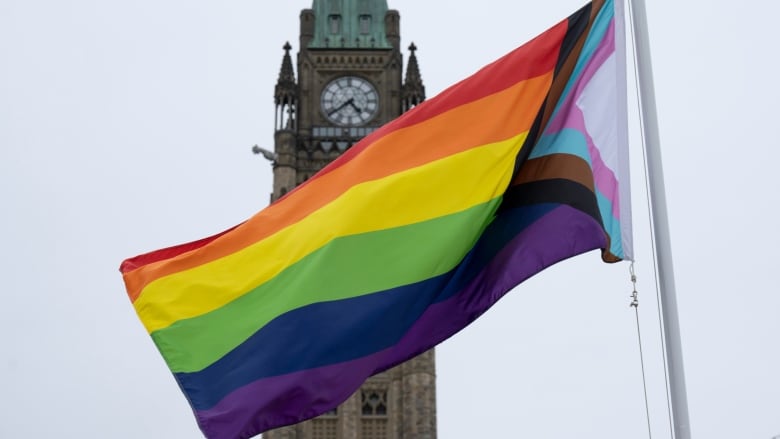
[{"left": 120, "top": 224, "right": 240, "bottom": 274}]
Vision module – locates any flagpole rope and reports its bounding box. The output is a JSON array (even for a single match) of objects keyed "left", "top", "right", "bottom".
[
  {"left": 626, "top": 0, "right": 675, "bottom": 437},
  {"left": 630, "top": 263, "right": 654, "bottom": 439}
]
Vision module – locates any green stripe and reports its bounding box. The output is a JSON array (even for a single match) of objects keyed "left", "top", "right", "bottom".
[{"left": 152, "top": 198, "right": 502, "bottom": 373}]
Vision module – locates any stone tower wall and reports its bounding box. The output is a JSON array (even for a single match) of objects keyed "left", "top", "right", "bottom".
[{"left": 265, "top": 2, "right": 434, "bottom": 438}]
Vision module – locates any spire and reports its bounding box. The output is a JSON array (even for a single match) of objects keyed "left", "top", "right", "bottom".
[
  {"left": 404, "top": 43, "right": 422, "bottom": 85},
  {"left": 274, "top": 42, "right": 298, "bottom": 131},
  {"left": 402, "top": 42, "right": 425, "bottom": 112},
  {"left": 275, "top": 42, "right": 297, "bottom": 107}
]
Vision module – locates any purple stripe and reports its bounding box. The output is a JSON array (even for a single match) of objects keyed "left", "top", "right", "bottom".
[
  {"left": 387, "top": 204, "right": 608, "bottom": 359},
  {"left": 194, "top": 205, "right": 606, "bottom": 439},
  {"left": 546, "top": 21, "right": 622, "bottom": 219},
  {"left": 193, "top": 349, "right": 391, "bottom": 439}
]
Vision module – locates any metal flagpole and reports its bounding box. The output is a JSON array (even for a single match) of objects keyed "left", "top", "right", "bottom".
[{"left": 626, "top": 0, "right": 691, "bottom": 438}]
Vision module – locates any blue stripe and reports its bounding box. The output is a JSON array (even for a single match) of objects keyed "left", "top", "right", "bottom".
[
  {"left": 530, "top": 128, "right": 592, "bottom": 162},
  {"left": 176, "top": 203, "right": 557, "bottom": 411}
]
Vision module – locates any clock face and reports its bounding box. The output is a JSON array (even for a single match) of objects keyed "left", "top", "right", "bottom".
[{"left": 320, "top": 76, "right": 379, "bottom": 126}]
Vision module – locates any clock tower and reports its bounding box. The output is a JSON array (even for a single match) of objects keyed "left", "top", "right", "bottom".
[{"left": 262, "top": 1, "right": 435, "bottom": 439}]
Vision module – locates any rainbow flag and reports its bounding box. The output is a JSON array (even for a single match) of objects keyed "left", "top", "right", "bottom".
[{"left": 120, "top": 0, "right": 631, "bottom": 437}]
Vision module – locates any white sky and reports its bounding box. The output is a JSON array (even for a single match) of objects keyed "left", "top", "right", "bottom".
[{"left": 1, "top": 0, "right": 779, "bottom": 438}]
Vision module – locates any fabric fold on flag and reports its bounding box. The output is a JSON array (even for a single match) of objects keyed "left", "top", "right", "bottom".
[{"left": 120, "top": 0, "right": 631, "bottom": 437}]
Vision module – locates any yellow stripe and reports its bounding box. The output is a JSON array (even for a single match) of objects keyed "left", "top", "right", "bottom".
[{"left": 133, "top": 132, "right": 528, "bottom": 333}]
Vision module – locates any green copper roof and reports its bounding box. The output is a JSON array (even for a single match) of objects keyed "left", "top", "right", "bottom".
[{"left": 309, "top": 0, "right": 392, "bottom": 49}]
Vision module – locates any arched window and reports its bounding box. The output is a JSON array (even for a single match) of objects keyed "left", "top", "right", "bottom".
[
  {"left": 361, "top": 389, "right": 389, "bottom": 439},
  {"left": 361, "top": 389, "right": 388, "bottom": 416}
]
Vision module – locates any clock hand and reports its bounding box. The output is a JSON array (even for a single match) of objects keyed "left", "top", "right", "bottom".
[
  {"left": 328, "top": 98, "right": 355, "bottom": 116},
  {"left": 349, "top": 100, "right": 362, "bottom": 113}
]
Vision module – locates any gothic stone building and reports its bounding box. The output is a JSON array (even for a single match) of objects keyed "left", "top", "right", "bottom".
[{"left": 261, "top": 1, "right": 434, "bottom": 439}]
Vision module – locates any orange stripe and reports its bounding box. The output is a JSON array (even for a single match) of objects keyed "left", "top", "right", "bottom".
[{"left": 123, "top": 72, "right": 554, "bottom": 301}]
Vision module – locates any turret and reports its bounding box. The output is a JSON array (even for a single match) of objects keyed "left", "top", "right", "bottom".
[
  {"left": 402, "top": 42, "right": 425, "bottom": 112},
  {"left": 275, "top": 42, "right": 298, "bottom": 132},
  {"left": 300, "top": 9, "right": 315, "bottom": 48},
  {"left": 384, "top": 9, "right": 400, "bottom": 50},
  {"left": 273, "top": 42, "right": 299, "bottom": 202}
]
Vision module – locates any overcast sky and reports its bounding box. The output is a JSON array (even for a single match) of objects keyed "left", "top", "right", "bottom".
[{"left": 1, "top": 0, "right": 779, "bottom": 438}]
